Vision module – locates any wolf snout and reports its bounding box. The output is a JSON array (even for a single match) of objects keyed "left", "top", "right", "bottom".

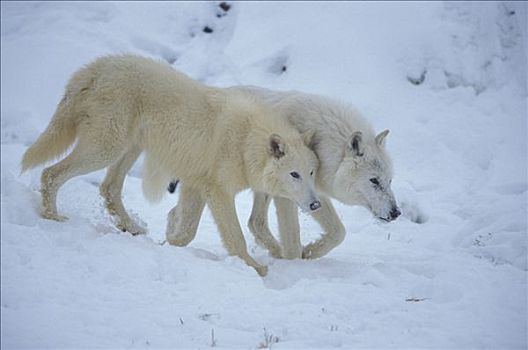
[
  {"left": 309, "top": 200, "right": 321, "bottom": 211},
  {"left": 389, "top": 207, "right": 401, "bottom": 220}
]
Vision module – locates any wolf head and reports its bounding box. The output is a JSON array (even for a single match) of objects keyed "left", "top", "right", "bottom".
[
  {"left": 332, "top": 130, "right": 400, "bottom": 221},
  {"left": 262, "top": 132, "right": 320, "bottom": 213}
]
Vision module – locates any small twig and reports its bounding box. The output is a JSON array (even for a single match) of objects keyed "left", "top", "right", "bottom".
[
  {"left": 211, "top": 328, "right": 217, "bottom": 347},
  {"left": 406, "top": 297, "right": 427, "bottom": 302},
  {"left": 258, "top": 327, "right": 279, "bottom": 349}
]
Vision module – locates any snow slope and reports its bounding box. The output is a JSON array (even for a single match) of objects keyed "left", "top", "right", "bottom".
[{"left": 1, "top": 2, "right": 526, "bottom": 348}]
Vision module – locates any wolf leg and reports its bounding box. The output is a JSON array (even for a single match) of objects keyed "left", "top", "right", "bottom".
[
  {"left": 166, "top": 184, "right": 206, "bottom": 246},
  {"left": 40, "top": 140, "right": 119, "bottom": 221},
  {"left": 247, "top": 192, "right": 282, "bottom": 258},
  {"left": 274, "top": 197, "right": 302, "bottom": 259},
  {"left": 302, "top": 196, "right": 346, "bottom": 259},
  {"left": 206, "top": 186, "right": 268, "bottom": 276},
  {"left": 100, "top": 146, "right": 144, "bottom": 234}
]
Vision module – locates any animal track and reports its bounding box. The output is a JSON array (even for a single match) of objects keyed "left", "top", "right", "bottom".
[{"left": 400, "top": 200, "right": 428, "bottom": 224}]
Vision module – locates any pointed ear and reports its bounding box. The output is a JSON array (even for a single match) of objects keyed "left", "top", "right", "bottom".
[
  {"left": 375, "top": 129, "right": 390, "bottom": 147},
  {"left": 347, "top": 131, "right": 364, "bottom": 157},
  {"left": 269, "top": 134, "right": 286, "bottom": 159},
  {"left": 301, "top": 129, "right": 316, "bottom": 149}
]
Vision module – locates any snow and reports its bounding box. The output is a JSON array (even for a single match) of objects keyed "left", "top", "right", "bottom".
[{"left": 1, "top": 2, "right": 527, "bottom": 348}]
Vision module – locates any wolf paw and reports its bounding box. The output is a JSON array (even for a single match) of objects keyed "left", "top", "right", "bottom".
[
  {"left": 42, "top": 212, "right": 68, "bottom": 222},
  {"left": 166, "top": 233, "right": 193, "bottom": 247},
  {"left": 117, "top": 221, "right": 147, "bottom": 235},
  {"left": 282, "top": 249, "right": 302, "bottom": 260},
  {"left": 268, "top": 247, "right": 283, "bottom": 259},
  {"left": 255, "top": 265, "right": 269, "bottom": 277},
  {"left": 302, "top": 244, "right": 320, "bottom": 259},
  {"left": 256, "top": 240, "right": 282, "bottom": 259}
]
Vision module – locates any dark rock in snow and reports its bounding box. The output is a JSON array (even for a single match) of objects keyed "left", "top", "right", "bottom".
[{"left": 219, "top": 2, "right": 231, "bottom": 13}]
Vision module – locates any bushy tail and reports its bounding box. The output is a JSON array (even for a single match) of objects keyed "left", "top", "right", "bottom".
[{"left": 21, "top": 99, "right": 76, "bottom": 172}]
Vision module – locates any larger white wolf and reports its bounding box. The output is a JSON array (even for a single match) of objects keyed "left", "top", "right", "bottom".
[
  {"left": 21, "top": 55, "right": 321, "bottom": 276},
  {"left": 165, "top": 86, "right": 400, "bottom": 260}
]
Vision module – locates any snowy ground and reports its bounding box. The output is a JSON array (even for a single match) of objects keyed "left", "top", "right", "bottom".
[{"left": 1, "top": 2, "right": 527, "bottom": 348}]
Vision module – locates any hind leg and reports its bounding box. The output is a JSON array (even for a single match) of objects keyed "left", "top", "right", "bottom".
[
  {"left": 40, "top": 140, "right": 121, "bottom": 222},
  {"left": 100, "top": 146, "right": 144, "bottom": 234},
  {"left": 166, "top": 184, "right": 206, "bottom": 246}
]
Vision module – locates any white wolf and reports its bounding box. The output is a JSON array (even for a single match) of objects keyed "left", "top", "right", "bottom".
[
  {"left": 165, "top": 86, "right": 400, "bottom": 260},
  {"left": 21, "top": 55, "right": 321, "bottom": 276}
]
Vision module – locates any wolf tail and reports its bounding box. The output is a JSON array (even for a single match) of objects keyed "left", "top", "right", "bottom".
[{"left": 21, "top": 97, "right": 77, "bottom": 172}]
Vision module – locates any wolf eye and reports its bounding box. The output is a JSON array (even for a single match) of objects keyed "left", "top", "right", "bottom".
[
  {"left": 310, "top": 170, "right": 314, "bottom": 176},
  {"left": 290, "top": 171, "right": 300, "bottom": 179},
  {"left": 370, "top": 178, "right": 380, "bottom": 186}
]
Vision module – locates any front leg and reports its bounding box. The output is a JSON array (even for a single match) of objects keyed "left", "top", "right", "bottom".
[
  {"left": 303, "top": 196, "right": 346, "bottom": 259},
  {"left": 247, "top": 192, "right": 282, "bottom": 258},
  {"left": 166, "top": 184, "right": 206, "bottom": 246},
  {"left": 274, "top": 197, "right": 302, "bottom": 259},
  {"left": 206, "top": 186, "right": 268, "bottom": 277}
]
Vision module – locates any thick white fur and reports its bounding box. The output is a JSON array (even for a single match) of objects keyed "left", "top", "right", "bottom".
[
  {"left": 21, "top": 55, "right": 320, "bottom": 276},
  {"left": 167, "top": 86, "right": 399, "bottom": 260}
]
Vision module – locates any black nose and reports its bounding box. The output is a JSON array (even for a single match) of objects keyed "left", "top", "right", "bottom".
[
  {"left": 310, "top": 200, "right": 321, "bottom": 211},
  {"left": 390, "top": 207, "right": 401, "bottom": 220}
]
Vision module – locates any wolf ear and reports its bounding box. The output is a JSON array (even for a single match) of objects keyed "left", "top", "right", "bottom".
[
  {"left": 347, "top": 131, "right": 364, "bottom": 157},
  {"left": 269, "top": 134, "right": 286, "bottom": 159},
  {"left": 375, "top": 129, "right": 390, "bottom": 147},
  {"left": 301, "top": 129, "right": 316, "bottom": 149}
]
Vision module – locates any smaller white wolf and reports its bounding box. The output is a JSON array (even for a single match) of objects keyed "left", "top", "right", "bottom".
[
  {"left": 21, "top": 55, "right": 321, "bottom": 276},
  {"left": 166, "top": 87, "right": 400, "bottom": 260}
]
